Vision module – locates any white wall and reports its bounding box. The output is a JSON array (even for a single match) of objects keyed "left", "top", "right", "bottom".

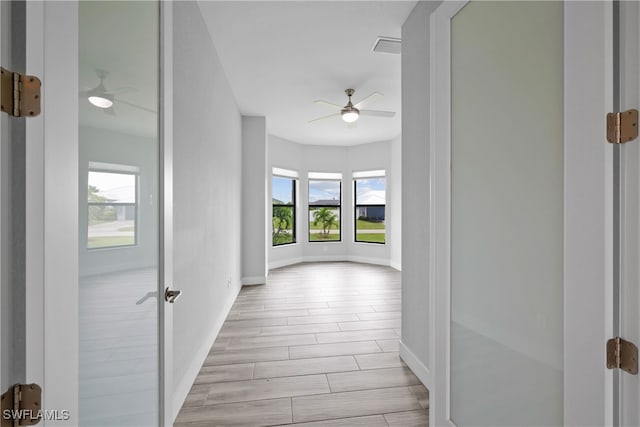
[
  {"left": 172, "top": 0, "right": 242, "bottom": 416},
  {"left": 268, "top": 136, "right": 304, "bottom": 268},
  {"left": 399, "top": 0, "right": 441, "bottom": 388},
  {"left": 78, "top": 127, "right": 158, "bottom": 277},
  {"left": 390, "top": 136, "right": 402, "bottom": 270},
  {"left": 267, "top": 135, "right": 400, "bottom": 270},
  {"left": 241, "top": 116, "right": 268, "bottom": 285}
]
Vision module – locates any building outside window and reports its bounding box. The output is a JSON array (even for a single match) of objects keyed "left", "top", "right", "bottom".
[
  {"left": 272, "top": 168, "right": 298, "bottom": 246},
  {"left": 87, "top": 164, "right": 139, "bottom": 249},
  {"left": 308, "top": 172, "right": 342, "bottom": 242},
  {"left": 354, "top": 170, "right": 386, "bottom": 244}
]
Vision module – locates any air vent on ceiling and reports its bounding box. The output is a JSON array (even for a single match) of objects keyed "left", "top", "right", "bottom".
[{"left": 372, "top": 36, "right": 401, "bottom": 55}]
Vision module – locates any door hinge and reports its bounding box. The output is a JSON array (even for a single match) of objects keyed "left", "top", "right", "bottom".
[
  {"left": 0, "top": 67, "right": 41, "bottom": 118},
  {"left": 606, "top": 337, "right": 638, "bottom": 375},
  {"left": 607, "top": 109, "right": 638, "bottom": 144},
  {"left": 0, "top": 384, "right": 42, "bottom": 426}
]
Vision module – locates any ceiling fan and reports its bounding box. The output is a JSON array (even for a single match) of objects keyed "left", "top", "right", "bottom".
[
  {"left": 310, "top": 88, "right": 396, "bottom": 124},
  {"left": 80, "top": 69, "right": 156, "bottom": 115}
]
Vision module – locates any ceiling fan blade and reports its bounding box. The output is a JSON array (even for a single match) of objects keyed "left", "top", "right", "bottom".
[
  {"left": 108, "top": 86, "right": 137, "bottom": 95},
  {"left": 360, "top": 109, "right": 396, "bottom": 118},
  {"left": 116, "top": 98, "right": 157, "bottom": 114},
  {"left": 313, "top": 100, "right": 343, "bottom": 110},
  {"left": 308, "top": 112, "right": 340, "bottom": 123},
  {"left": 354, "top": 92, "right": 383, "bottom": 109}
]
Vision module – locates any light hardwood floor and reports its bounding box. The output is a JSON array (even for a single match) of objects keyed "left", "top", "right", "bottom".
[{"left": 175, "top": 262, "right": 429, "bottom": 426}]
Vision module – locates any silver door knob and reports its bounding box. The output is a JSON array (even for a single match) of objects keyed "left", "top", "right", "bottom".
[{"left": 164, "top": 287, "right": 182, "bottom": 303}]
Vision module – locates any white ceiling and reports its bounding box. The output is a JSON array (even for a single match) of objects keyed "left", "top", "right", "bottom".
[
  {"left": 79, "top": 1, "right": 159, "bottom": 139},
  {"left": 197, "top": 1, "right": 416, "bottom": 146}
]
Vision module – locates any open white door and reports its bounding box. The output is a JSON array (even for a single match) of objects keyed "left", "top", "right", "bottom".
[
  {"left": 618, "top": 1, "right": 640, "bottom": 425},
  {"left": 429, "top": 1, "right": 613, "bottom": 425},
  {"left": 15, "top": 1, "right": 175, "bottom": 425}
]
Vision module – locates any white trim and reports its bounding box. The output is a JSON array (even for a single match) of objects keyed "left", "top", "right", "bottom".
[
  {"left": 308, "top": 171, "right": 342, "bottom": 180},
  {"left": 352, "top": 169, "right": 386, "bottom": 178},
  {"left": 347, "top": 255, "right": 389, "bottom": 267},
  {"left": 430, "top": 2, "right": 465, "bottom": 426},
  {"left": 268, "top": 257, "right": 304, "bottom": 270},
  {"left": 241, "top": 276, "right": 267, "bottom": 286},
  {"left": 41, "top": 1, "right": 79, "bottom": 422},
  {"left": 172, "top": 286, "right": 239, "bottom": 421},
  {"left": 268, "top": 256, "right": 393, "bottom": 271},
  {"left": 272, "top": 167, "right": 299, "bottom": 178},
  {"left": 564, "top": 2, "right": 613, "bottom": 425},
  {"left": 399, "top": 341, "right": 432, "bottom": 391},
  {"left": 25, "top": 0, "right": 45, "bottom": 391},
  {"left": 160, "top": 1, "right": 174, "bottom": 424},
  {"left": 389, "top": 260, "right": 401, "bottom": 271}
]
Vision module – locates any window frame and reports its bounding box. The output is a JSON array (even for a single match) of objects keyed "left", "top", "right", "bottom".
[
  {"left": 353, "top": 173, "right": 386, "bottom": 245},
  {"left": 308, "top": 176, "right": 342, "bottom": 243},
  {"left": 272, "top": 174, "right": 297, "bottom": 247},
  {"left": 87, "top": 167, "right": 139, "bottom": 250}
]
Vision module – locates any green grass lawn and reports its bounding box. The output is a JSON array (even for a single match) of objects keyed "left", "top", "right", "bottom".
[
  {"left": 309, "top": 222, "right": 340, "bottom": 230},
  {"left": 309, "top": 233, "right": 340, "bottom": 241},
  {"left": 88, "top": 236, "right": 135, "bottom": 249},
  {"left": 356, "top": 233, "right": 385, "bottom": 243},
  {"left": 356, "top": 219, "right": 385, "bottom": 230},
  {"left": 273, "top": 232, "right": 295, "bottom": 245}
]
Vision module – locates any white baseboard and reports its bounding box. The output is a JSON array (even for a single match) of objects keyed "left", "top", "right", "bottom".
[
  {"left": 399, "top": 341, "right": 433, "bottom": 391},
  {"left": 268, "top": 257, "right": 304, "bottom": 270},
  {"left": 390, "top": 259, "right": 402, "bottom": 271},
  {"left": 302, "top": 255, "right": 348, "bottom": 263},
  {"left": 172, "top": 286, "right": 240, "bottom": 422},
  {"left": 241, "top": 276, "right": 267, "bottom": 286},
  {"left": 348, "top": 255, "right": 390, "bottom": 267},
  {"left": 267, "top": 256, "right": 395, "bottom": 271}
]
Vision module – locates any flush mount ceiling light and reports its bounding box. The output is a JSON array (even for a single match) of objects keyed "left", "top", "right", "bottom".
[{"left": 310, "top": 88, "right": 396, "bottom": 125}]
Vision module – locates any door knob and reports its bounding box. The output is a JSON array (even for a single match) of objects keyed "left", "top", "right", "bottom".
[{"left": 164, "top": 287, "right": 182, "bottom": 303}]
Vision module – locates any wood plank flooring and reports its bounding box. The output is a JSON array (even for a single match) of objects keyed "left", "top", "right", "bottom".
[{"left": 175, "top": 262, "right": 429, "bottom": 426}]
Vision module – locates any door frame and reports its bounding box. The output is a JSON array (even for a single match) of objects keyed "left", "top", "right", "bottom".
[
  {"left": 23, "top": 1, "right": 174, "bottom": 424},
  {"left": 160, "top": 1, "right": 175, "bottom": 424},
  {"left": 428, "top": 1, "right": 614, "bottom": 425}
]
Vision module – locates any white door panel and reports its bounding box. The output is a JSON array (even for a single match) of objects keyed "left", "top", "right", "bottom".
[{"left": 430, "top": 1, "right": 613, "bottom": 425}]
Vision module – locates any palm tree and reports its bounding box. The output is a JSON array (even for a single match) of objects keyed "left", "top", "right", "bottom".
[
  {"left": 312, "top": 207, "right": 338, "bottom": 237},
  {"left": 272, "top": 206, "right": 293, "bottom": 243}
]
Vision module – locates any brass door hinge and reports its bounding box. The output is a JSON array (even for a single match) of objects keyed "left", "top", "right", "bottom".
[
  {"left": 0, "top": 67, "right": 41, "bottom": 118},
  {"left": 606, "top": 337, "right": 638, "bottom": 375},
  {"left": 607, "top": 109, "right": 638, "bottom": 144},
  {"left": 0, "top": 383, "right": 42, "bottom": 426}
]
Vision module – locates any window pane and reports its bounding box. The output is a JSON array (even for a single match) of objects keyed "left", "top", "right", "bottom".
[
  {"left": 87, "top": 170, "right": 137, "bottom": 249},
  {"left": 355, "top": 177, "right": 385, "bottom": 204},
  {"left": 87, "top": 204, "right": 136, "bottom": 248},
  {"left": 272, "top": 176, "right": 294, "bottom": 205},
  {"left": 356, "top": 206, "right": 385, "bottom": 243},
  {"left": 273, "top": 206, "right": 295, "bottom": 245},
  {"left": 309, "top": 180, "right": 341, "bottom": 205},
  {"left": 88, "top": 171, "right": 136, "bottom": 203},
  {"left": 355, "top": 177, "right": 386, "bottom": 244},
  {"left": 309, "top": 207, "right": 341, "bottom": 241}
]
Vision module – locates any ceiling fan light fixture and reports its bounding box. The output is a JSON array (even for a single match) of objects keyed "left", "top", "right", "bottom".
[
  {"left": 88, "top": 94, "right": 113, "bottom": 109},
  {"left": 341, "top": 107, "right": 359, "bottom": 123}
]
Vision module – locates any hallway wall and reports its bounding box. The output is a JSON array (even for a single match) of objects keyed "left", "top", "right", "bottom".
[
  {"left": 172, "top": 1, "right": 243, "bottom": 418},
  {"left": 399, "top": 0, "right": 442, "bottom": 390}
]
